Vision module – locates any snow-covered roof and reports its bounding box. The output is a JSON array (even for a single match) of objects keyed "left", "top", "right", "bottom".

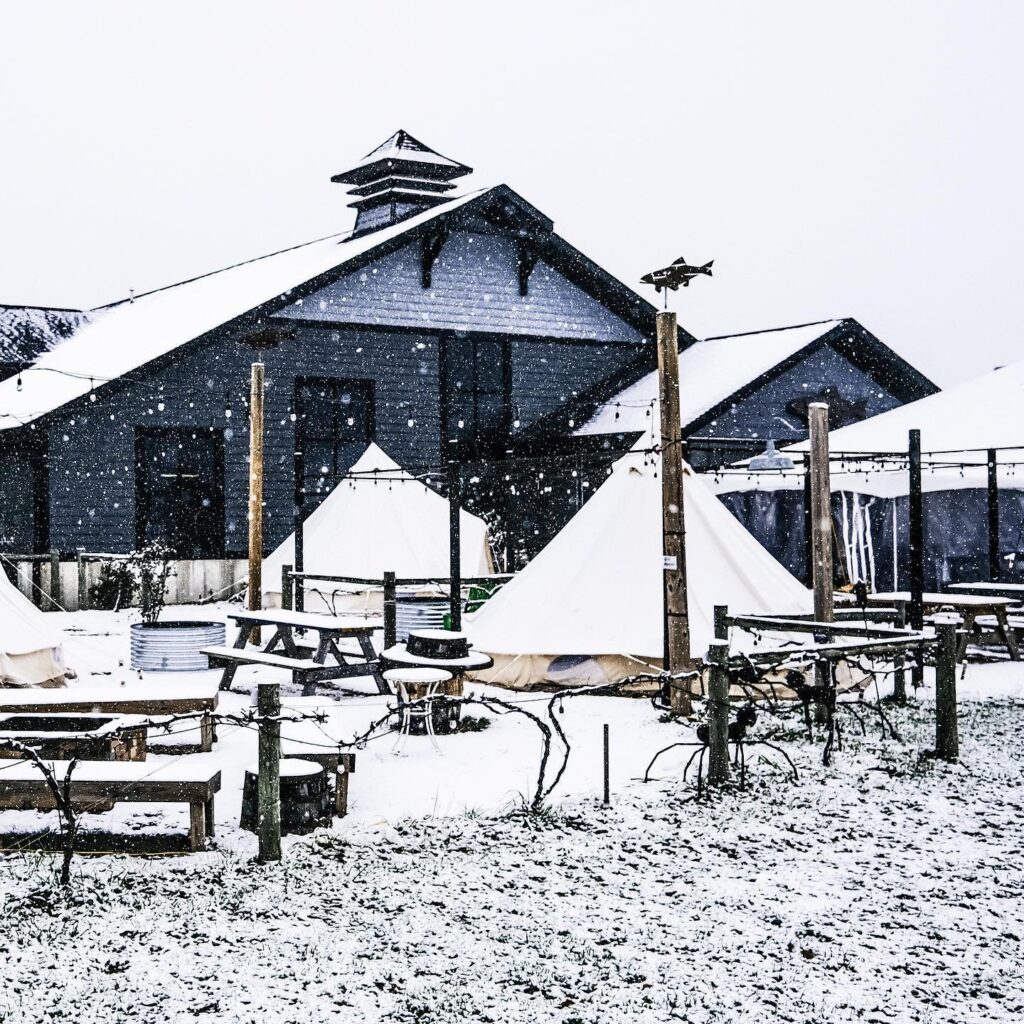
[
  {"left": 0, "top": 188, "right": 489, "bottom": 431},
  {"left": 576, "top": 319, "right": 843, "bottom": 435},
  {"left": 355, "top": 130, "right": 467, "bottom": 171},
  {"left": 0, "top": 306, "right": 95, "bottom": 364}
]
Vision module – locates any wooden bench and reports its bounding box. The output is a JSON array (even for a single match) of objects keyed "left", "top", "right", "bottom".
[
  {"left": 0, "top": 757, "right": 222, "bottom": 851},
  {"left": 203, "top": 645, "right": 382, "bottom": 696},
  {"left": 0, "top": 684, "right": 220, "bottom": 752}
]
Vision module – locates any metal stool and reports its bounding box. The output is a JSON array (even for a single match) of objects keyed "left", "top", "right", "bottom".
[{"left": 384, "top": 668, "right": 453, "bottom": 756}]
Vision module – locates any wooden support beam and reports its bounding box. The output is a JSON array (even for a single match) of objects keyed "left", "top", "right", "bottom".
[
  {"left": 248, "top": 362, "right": 265, "bottom": 643},
  {"left": 77, "top": 551, "right": 88, "bottom": 612},
  {"left": 657, "top": 310, "right": 692, "bottom": 715},
  {"left": 892, "top": 600, "right": 907, "bottom": 704},
  {"left": 908, "top": 429, "right": 925, "bottom": 689},
  {"left": 448, "top": 461, "right": 462, "bottom": 631},
  {"left": 257, "top": 681, "right": 281, "bottom": 863},
  {"left": 48, "top": 550, "right": 61, "bottom": 613},
  {"left": 988, "top": 448, "right": 1000, "bottom": 583},
  {"left": 808, "top": 403, "right": 832, "bottom": 718},
  {"left": 383, "top": 570, "right": 397, "bottom": 650},
  {"left": 293, "top": 448, "right": 305, "bottom": 614},
  {"left": 808, "top": 403, "right": 834, "bottom": 627},
  {"left": 281, "top": 564, "right": 293, "bottom": 612}
]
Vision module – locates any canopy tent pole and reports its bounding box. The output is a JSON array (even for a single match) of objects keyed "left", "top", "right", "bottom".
[
  {"left": 247, "top": 361, "right": 265, "bottom": 641},
  {"left": 448, "top": 459, "right": 462, "bottom": 631},
  {"left": 908, "top": 429, "right": 924, "bottom": 689},
  {"left": 988, "top": 448, "right": 1000, "bottom": 582},
  {"left": 656, "top": 309, "right": 692, "bottom": 715}
]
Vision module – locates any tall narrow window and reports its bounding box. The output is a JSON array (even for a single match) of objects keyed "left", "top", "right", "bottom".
[
  {"left": 442, "top": 337, "right": 510, "bottom": 457},
  {"left": 295, "top": 378, "right": 375, "bottom": 498},
  {"left": 135, "top": 428, "right": 225, "bottom": 558}
]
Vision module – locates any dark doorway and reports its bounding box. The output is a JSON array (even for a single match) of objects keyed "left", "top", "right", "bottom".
[
  {"left": 295, "top": 378, "right": 375, "bottom": 500},
  {"left": 135, "top": 428, "right": 225, "bottom": 558},
  {"left": 441, "top": 336, "right": 511, "bottom": 459}
]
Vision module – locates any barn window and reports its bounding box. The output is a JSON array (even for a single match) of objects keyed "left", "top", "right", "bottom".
[
  {"left": 135, "top": 428, "right": 225, "bottom": 558},
  {"left": 442, "top": 336, "right": 511, "bottom": 458},
  {"left": 295, "top": 378, "right": 375, "bottom": 497}
]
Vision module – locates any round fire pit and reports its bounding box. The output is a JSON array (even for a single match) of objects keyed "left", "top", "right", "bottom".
[{"left": 130, "top": 620, "right": 225, "bottom": 672}]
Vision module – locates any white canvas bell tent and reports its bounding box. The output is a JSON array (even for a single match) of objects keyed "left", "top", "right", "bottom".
[
  {"left": 465, "top": 449, "right": 812, "bottom": 689},
  {"left": 262, "top": 443, "right": 494, "bottom": 614},
  {"left": 0, "top": 569, "right": 68, "bottom": 688}
]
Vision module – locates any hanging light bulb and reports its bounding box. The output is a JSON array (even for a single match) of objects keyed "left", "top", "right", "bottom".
[
  {"left": 224, "top": 393, "right": 232, "bottom": 419},
  {"left": 16, "top": 371, "right": 23, "bottom": 392}
]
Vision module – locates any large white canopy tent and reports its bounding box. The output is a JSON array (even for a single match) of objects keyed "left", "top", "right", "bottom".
[
  {"left": 262, "top": 443, "right": 494, "bottom": 614},
  {"left": 709, "top": 359, "right": 1024, "bottom": 591},
  {"left": 0, "top": 569, "right": 67, "bottom": 687},
  {"left": 465, "top": 449, "right": 813, "bottom": 689}
]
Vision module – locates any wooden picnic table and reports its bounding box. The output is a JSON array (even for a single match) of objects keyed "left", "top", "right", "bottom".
[
  {"left": 208, "top": 609, "right": 388, "bottom": 694},
  {"left": 946, "top": 581, "right": 1024, "bottom": 604},
  {"left": 866, "top": 591, "right": 1020, "bottom": 661}
]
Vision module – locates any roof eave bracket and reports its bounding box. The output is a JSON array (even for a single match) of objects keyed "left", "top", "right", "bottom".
[{"left": 421, "top": 222, "right": 450, "bottom": 288}]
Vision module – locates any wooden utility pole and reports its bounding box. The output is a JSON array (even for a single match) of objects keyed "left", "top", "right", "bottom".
[
  {"left": 657, "top": 310, "right": 692, "bottom": 715},
  {"left": 248, "top": 362, "right": 265, "bottom": 638},
  {"left": 256, "top": 680, "right": 282, "bottom": 863}
]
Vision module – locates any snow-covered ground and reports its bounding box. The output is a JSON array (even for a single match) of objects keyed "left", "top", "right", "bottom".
[{"left": 2, "top": 606, "right": 1024, "bottom": 1022}]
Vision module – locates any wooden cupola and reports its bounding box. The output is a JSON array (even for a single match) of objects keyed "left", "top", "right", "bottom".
[{"left": 332, "top": 130, "right": 472, "bottom": 237}]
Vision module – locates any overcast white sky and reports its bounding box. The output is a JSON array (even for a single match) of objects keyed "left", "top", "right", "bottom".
[{"left": 1, "top": 1, "right": 1021, "bottom": 384}]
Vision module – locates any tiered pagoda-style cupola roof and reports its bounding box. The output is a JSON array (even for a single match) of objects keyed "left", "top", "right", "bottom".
[{"left": 332, "top": 130, "right": 472, "bottom": 237}]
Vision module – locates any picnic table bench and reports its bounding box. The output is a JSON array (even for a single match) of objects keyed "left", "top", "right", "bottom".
[
  {"left": 204, "top": 609, "right": 387, "bottom": 695},
  {"left": 0, "top": 681, "right": 220, "bottom": 751},
  {"left": 946, "top": 581, "right": 1024, "bottom": 604},
  {"left": 0, "top": 757, "right": 221, "bottom": 851},
  {"left": 866, "top": 591, "right": 1020, "bottom": 661}
]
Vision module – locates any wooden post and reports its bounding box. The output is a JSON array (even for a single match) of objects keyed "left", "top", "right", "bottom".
[
  {"left": 714, "top": 604, "right": 729, "bottom": 642},
  {"left": 293, "top": 447, "right": 305, "bottom": 614},
  {"left": 808, "top": 404, "right": 834, "bottom": 626},
  {"left": 247, "top": 362, "right": 265, "bottom": 640},
  {"left": 657, "top": 310, "right": 692, "bottom": 715},
  {"left": 934, "top": 616, "right": 959, "bottom": 761},
  {"left": 892, "top": 599, "right": 907, "bottom": 704},
  {"left": 987, "top": 448, "right": 1000, "bottom": 583},
  {"left": 706, "top": 640, "right": 731, "bottom": 786},
  {"left": 808, "top": 403, "right": 833, "bottom": 715},
  {"left": 281, "top": 564, "right": 293, "bottom": 612},
  {"left": 908, "top": 429, "right": 925, "bottom": 690},
  {"left": 77, "top": 551, "right": 88, "bottom": 612},
  {"left": 257, "top": 680, "right": 282, "bottom": 863},
  {"left": 383, "top": 570, "right": 397, "bottom": 649},
  {"left": 448, "top": 461, "right": 462, "bottom": 631},
  {"left": 602, "top": 723, "right": 610, "bottom": 806},
  {"left": 48, "top": 550, "right": 61, "bottom": 612}
]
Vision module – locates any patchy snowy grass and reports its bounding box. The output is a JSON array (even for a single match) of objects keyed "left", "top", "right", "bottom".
[{"left": 2, "top": 692, "right": 1023, "bottom": 1023}]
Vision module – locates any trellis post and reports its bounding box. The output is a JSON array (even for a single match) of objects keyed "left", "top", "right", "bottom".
[
  {"left": 934, "top": 616, "right": 959, "bottom": 761},
  {"left": 706, "top": 640, "right": 730, "bottom": 786},
  {"left": 808, "top": 403, "right": 833, "bottom": 717},
  {"left": 257, "top": 680, "right": 282, "bottom": 863},
  {"left": 293, "top": 447, "right": 305, "bottom": 613}
]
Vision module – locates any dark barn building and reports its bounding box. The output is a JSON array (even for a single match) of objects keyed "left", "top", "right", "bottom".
[{"left": 0, "top": 132, "right": 661, "bottom": 594}]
